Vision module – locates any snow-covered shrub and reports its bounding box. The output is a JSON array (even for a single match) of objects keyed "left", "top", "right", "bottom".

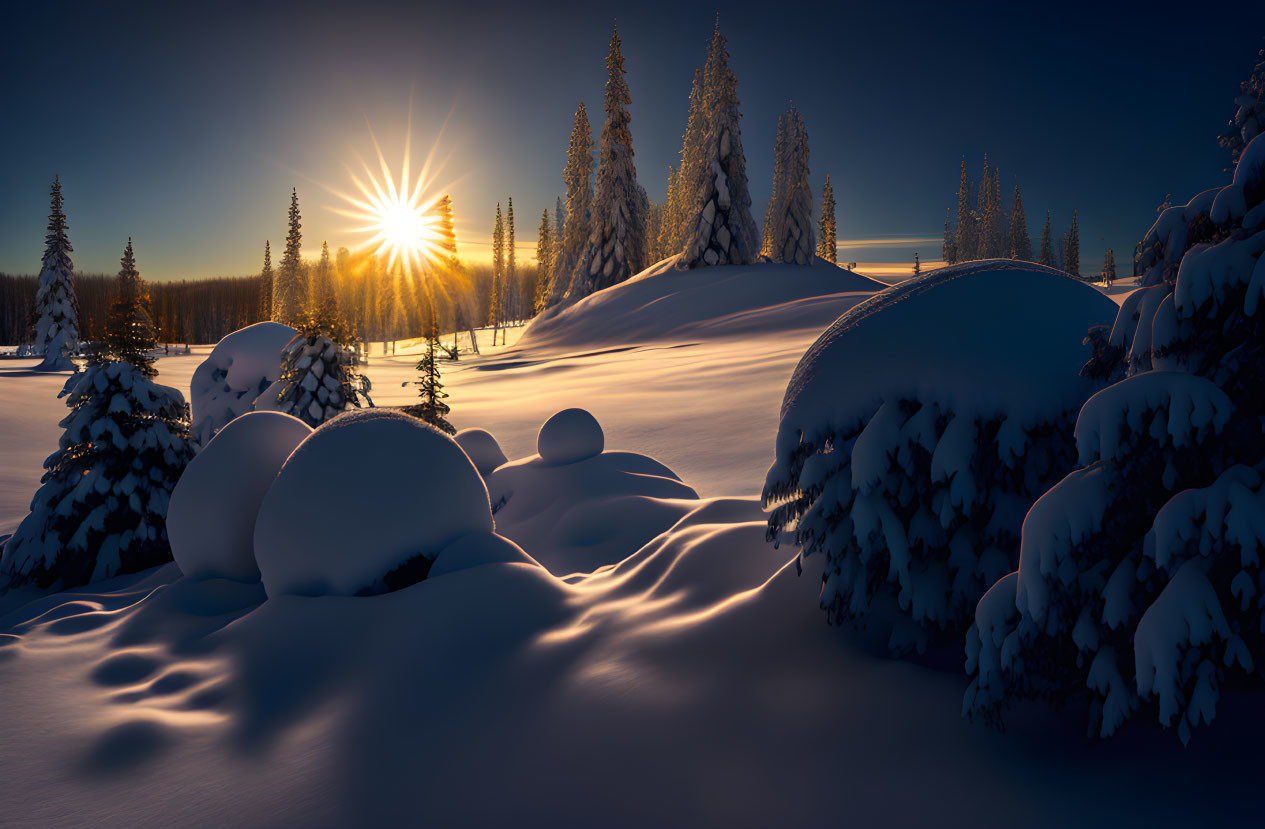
[
  {"left": 1, "top": 360, "right": 194, "bottom": 591},
  {"left": 454, "top": 428, "right": 508, "bottom": 478},
  {"left": 537, "top": 408, "right": 604, "bottom": 465},
  {"left": 189, "top": 322, "right": 297, "bottom": 446},
  {"left": 272, "top": 318, "right": 368, "bottom": 428},
  {"left": 167, "top": 412, "right": 311, "bottom": 582},
  {"left": 763, "top": 261, "right": 1118, "bottom": 653},
  {"left": 253, "top": 409, "right": 492, "bottom": 597},
  {"left": 966, "top": 134, "right": 1265, "bottom": 742}
]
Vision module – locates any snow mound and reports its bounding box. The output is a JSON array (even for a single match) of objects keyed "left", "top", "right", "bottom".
[
  {"left": 764, "top": 260, "right": 1117, "bottom": 653},
  {"left": 521, "top": 259, "right": 885, "bottom": 350},
  {"left": 190, "top": 322, "right": 298, "bottom": 447},
  {"left": 454, "top": 428, "right": 508, "bottom": 477},
  {"left": 537, "top": 408, "right": 604, "bottom": 465},
  {"left": 167, "top": 412, "right": 312, "bottom": 582},
  {"left": 253, "top": 409, "right": 492, "bottom": 597},
  {"left": 489, "top": 438, "right": 698, "bottom": 575}
]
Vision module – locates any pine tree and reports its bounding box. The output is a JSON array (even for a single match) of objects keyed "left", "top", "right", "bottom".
[
  {"left": 434, "top": 194, "right": 459, "bottom": 257},
  {"left": 818, "top": 174, "right": 838, "bottom": 263},
  {"left": 1, "top": 240, "right": 194, "bottom": 591},
  {"left": 762, "top": 112, "right": 789, "bottom": 257},
  {"left": 954, "top": 156, "right": 976, "bottom": 263},
  {"left": 312, "top": 240, "right": 338, "bottom": 315},
  {"left": 1039, "top": 210, "right": 1054, "bottom": 267},
  {"left": 548, "top": 103, "right": 594, "bottom": 308},
  {"left": 1219, "top": 40, "right": 1265, "bottom": 169},
  {"left": 258, "top": 241, "right": 273, "bottom": 321},
  {"left": 655, "top": 164, "right": 678, "bottom": 262},
  {"left": 491, "top": 203, "right": 505, "bottom": 340},
  {"left": 31, "top": 176, "right": 80, "bottom": 369},
  {"left": 553, "top": 197, "right": 565, "bottom": 274},
  {"left": 535, "top": 208, "right": 553, "bottom": 314},
  {"left": 573, "top": 22, "right": 648, "bottom": 296},
  {"left": 942, "top": 207, "right": 957, "bottom": 265},
  {"left": 679, "top": 18, "right": 760, "bottom": 269},
  {"left": 505, "top": 197, "right": 518, "bottom": 322},
  {"left": 1102, "top": 248, "right": 1116, "bottom": 286},
  {"left": 673, "top": 68, "right": 708, "bottom": 254},
  {"left": 275, "top": 308, "right": 366, "bottom": 428},
  {"left": 1064, "top": 210, "right": 1081, "bottom": 276},
  {"left": 273, "top": 188, "right": 307, "bottom": 326},
  {"left": 913, "top": 251, "right": 921, "bottom": 275},
  {"left": 1009, "top": 183, "right": 1031, "bottom": 260},
  {"left": 765, "top": 102, "right": 815, "bottom": 264}
]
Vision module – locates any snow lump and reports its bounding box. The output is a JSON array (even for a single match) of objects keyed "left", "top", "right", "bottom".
[
  {"left": 167, "top": 412, "right": 312, "bottom": 582},
  {"left": 537, "top": 408, "right": 604, "bottom": 465},
  {"left": 253, "top": 409, "right": 493, "bottom": 597},
  {"left": 454, "top": 428, "right": 508, "bottom": 478}
]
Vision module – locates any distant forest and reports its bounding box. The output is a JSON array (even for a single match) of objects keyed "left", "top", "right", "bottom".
[{"left": 0, "top": 262, "right": 542, "bottom": 347}]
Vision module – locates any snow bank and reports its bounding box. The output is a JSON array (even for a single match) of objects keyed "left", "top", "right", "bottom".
[
  {"left": 453, "top": 428, "right": 508, "bottom": 477},
  {"left": 190, "top": 322, "right": 298, "bottom": 446},
  {"left": 522, "top": 259, "right": 884, "bottom": 350},
  {"left": 764, "top": 260, "right": 1116, "bottom": 652},
  {"left": 167, "top": 412, "right": 311, "bottom": 582},
  {"left": 254, "top": 409, "right": 492, "bottom": 597}
]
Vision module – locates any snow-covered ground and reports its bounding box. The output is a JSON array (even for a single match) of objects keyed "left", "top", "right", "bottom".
[{"left": 0, "top": 262, "right": 1257, "bottom": 827}]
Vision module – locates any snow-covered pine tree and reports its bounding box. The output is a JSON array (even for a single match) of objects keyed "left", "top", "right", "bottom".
[
  {"left": 535, "top": 208, "right": 553, "bottom": 314},
  {"left": 491, "top": 203, "right": 504, "bottom": 340},
  {"left": 673, "top": 68, "right": 708, "bottom": 254},
  {"left": 1102, "top": 248, "right": 1116, "bottom": 285},
  {"left": 548, "top": 103, "right": 594, "bottom": 308},
  {"left": 0, "top": 240, "right": 194, "bottom": 591},
  {"left": 765, "top": 102, "right": 815, "bottom": 265},
  {"left": 572, "top": 22, "right": 648, "bottom": 296},
  {"left": 913, "top": 252, "right": 921, "bottom": 275},
  {"left": 31, "top": 176, "right": 80, "bottom": 370},
  {"left": 943, "top": 207, "right": 957, "bottom": 265},
  {"left": 1009, "top": 183, "right": 1031, "bottom": 260},
  {"left": 819, "top": 174, "right": 838, "bottom": 263},
  {"left": 434, "top": 194, "right": 459, "bottom": 257},
  {"left": 1220, "top": 40, "right": 1265, "bottom": 168},
  {"left": 1064, "top": 210, "right": 1081, "bottom": 276},
  {"left": 678, "top": 19, "right": 760, "bottom": 269},
  {"left": 506, "top": 197, "right": 519, "bottom": 322},
  {"left": 653, "top": 165, "right": 678, "bottom": 263},
  {"left": 553, "top": 197, "right": 565, "bottom": 274},
  {"left": 954, "top": 157, "right": 976, "bottom": 262},
  {"left": 275, "top": 306, "right": 366, "bottom": 428},
  {"left": 412, "top": 337, "right": 454, "bottom": 435},
  {"left": 273, "top": 188, "right": 307, "bottom": 326},
  {"left": 1039, "top": 210, "right": 1054, "bottom": 266},
  {"left": 762, "top": 112, "right": 789, "bottom": 257},
  {"left": 258, "top": 241, "right": 273, "bottom": 321}
]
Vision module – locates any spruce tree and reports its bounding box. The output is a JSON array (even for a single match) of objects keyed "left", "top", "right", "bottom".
[
  {"left": 553, "top": 197, "right": 565, "bottom": 274},
  {"left": 818, "top": 174, "right": 838, "bottom": 263},
  {"left": 1064, "top": 210, "right": 1081, "bottom": 276},
  {"left": 434, "top": 194, "right": 459, "bottom": 257},
  {"left": 942, "top": 207, "right": 957, "bottom": 265},
  {"left": 673, "top": 68, "right": 708, "bottom": 253},
  {"left": 549, "top": 103, "right": 594, "bottom": 307},
  {"left": 273, "top": 188, "right": 307, "bottom": 326},
  {"left": 535, "top": 208, "right": 553, "bottom": 314},
  {"left": 1009, "top": 183, "right": 1031, "bottom": 260},
  {"left": 275, "top": 307, "right": 366, "bottom": 428},
  {"left": 259, "top": 241, "right": 273, "bottom": 321},
  {"left": 491, "top": 203, "right": 505, "bottom": 340},
  {"left": 505, "top": 197, "right": 518, "bottom": 322},
  {"left": 411, "top": 283, "right": 454, "bottom": 434},
  {"left": 1220, "top": 40, "right": 1265, "bottom": 169},
  {"left": 31, "top": 176, "right": 80, "bottom": 369},
  {"left": 1039, "top": 210, "right": 1054, "bottom": 267},
  {"left": 679, "top": 18, "right": 760, "bottom": 269},
  {"left": 573, "top": 22, "right": 648, "bottom": 295},
  {"left": 1, "top": 240, "right": 194, "bottom": 591},
  {"left": 913, "top": 251, "right": 921, "bottom": 275},
  {"left": 762, "top": 111, "right": 789, "bottom": 257},
  {"left": 954, "top": 156, "right": 976, "bottom": 263},
  {"left": 655, "top": 164, "right": 678, "bottom": 262},
  {"left": 765, "top": 102, "right": 815, "bottom": 265},
  {"left": 1102, "top": 247, "right": 1116, "bottom": 286},
  {"left": 312, "top": 240, "right": 337, "bottom": 314}
]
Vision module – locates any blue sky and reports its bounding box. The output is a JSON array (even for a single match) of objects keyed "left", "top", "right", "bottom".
[{"left": 1, "top": 0, "right": 1262, "bottom": 279}]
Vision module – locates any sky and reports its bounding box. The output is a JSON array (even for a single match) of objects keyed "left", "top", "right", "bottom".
[{"left": 1, "top": 0, "right": 1263, "bottom": 281}]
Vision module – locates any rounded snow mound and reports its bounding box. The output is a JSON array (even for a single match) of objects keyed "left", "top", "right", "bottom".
[
  {"left": 537, "top": 408, "right": 604, "bottom": 465},
  {"left": 168, "top": 412, "right": 311, "bottom": 582},
  {"left": 454, "top": 428, "right": 508, "bottom": 477},
  {"left": 254, "top": 409, "right": 493, "bottom": 597},
  {"left": 191, "top": 322, "right": 298, "bottom": 446}
]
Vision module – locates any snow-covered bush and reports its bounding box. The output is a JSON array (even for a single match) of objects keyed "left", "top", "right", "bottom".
[
  {"left": 1, "top": 360, "right": 194, "bottom": 590},
  {"left": 253, "top": 409, "right": 492, "bottom": 597},
  {"left": 167, "top": 412, "right": 311, "bottom": 582},
  {"left": 489, "top": 410, "right": 697, "bottom": 574},
  {"left": 189, "top": 322, "right": 298, "bottom": 446},
  {"left": 454, "top": 428, "right": 508, "bottom": 478},
  {"left": 272, "top": 319, "right": 368, "bottom": 428},
  {"left": 966, "top": 134, "right": 1265, "bottom": 742},
  {"left": 763, "top": 261, "right": 1117, "bottom": 653}
]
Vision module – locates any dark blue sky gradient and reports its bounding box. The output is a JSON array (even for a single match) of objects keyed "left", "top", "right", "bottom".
[{"left": 2, "top": 0, "right": 1262, "bottom": 279}]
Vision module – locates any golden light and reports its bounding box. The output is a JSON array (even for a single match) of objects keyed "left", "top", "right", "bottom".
[{"left": 329, "top": 120, "right": 447, "bottom": 277}]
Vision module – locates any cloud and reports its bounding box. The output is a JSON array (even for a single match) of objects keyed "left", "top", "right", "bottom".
[{"left": 836, "top": 236, "right": 941, "bottom": 250}]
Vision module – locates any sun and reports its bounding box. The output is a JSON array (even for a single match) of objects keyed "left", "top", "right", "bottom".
[{"left": 330, "top": 123, "right": 445, "bottom": 276}]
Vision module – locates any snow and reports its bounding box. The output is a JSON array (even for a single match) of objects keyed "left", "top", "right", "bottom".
[
  {"left": 167, "top": 412, "right": 312, "bottom": 582},
  {"left": 536, "top": 407, "right": 604, "bottom": 464},
  {"left": 189, "top": 322, "right": 298, "bottom": 446},
  {"left": 453, "top": 427, "right": 508, "bottom": 477},
  {"left": 253, "top": 409, "right": 492, "bottom": 597}
]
